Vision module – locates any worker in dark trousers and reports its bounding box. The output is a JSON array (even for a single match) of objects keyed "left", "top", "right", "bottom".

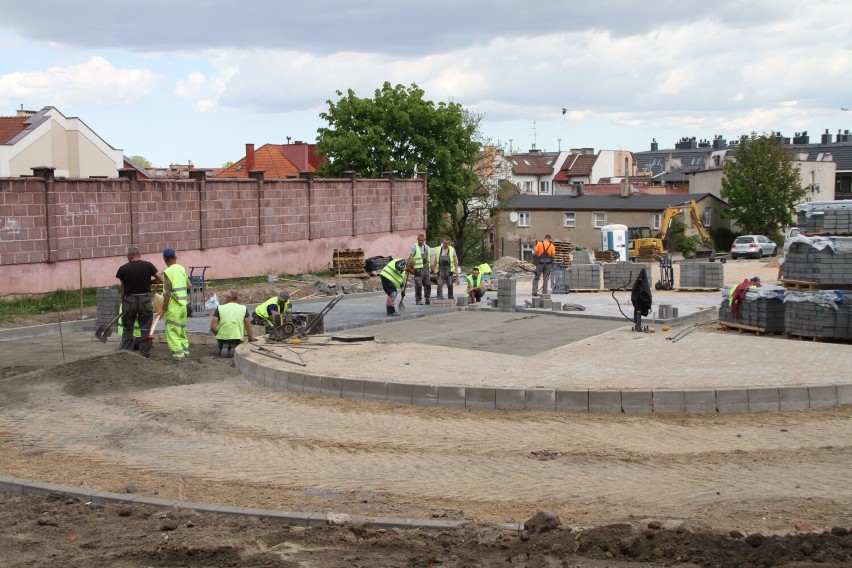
[
  {"left": 380, "top": 257, "right": 413, "bottom": 316},
  {"left": 531, "top": 235, "right": 555, "bottom": 296},
  {"left": 410, "top": 233, "right": 432, "bottom": 305},
  {"left": 115, "top": 246, "right": 161, "bottom": 358},
  {"left": 435, "top": 238, "right": 460, "bottom": 300},
  {"left": 467, "top": 265, "right": 487, "bottom": 303}
]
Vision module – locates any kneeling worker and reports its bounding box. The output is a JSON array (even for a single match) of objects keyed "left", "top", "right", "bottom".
[
  {"left": 380, "top": 257, "right": 413, "bottom": 316},
  {"left": 210, "top": 290, "right": 256, "bottom": 357},
  {"left": 467, "top": 265, "right": 486, "bottom": 303},
  {"left": 253, "top": 291, "right": 292, "bottom": 333}
]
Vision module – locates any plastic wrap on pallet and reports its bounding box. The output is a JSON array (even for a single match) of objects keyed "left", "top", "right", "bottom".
[
  {"left": 783, "top": 289, "right": 845, "bottom": 310},
  {"left": 783, "top": 235, "right": 852, "bottom": 254},
  {"left": 719, "top": 285, "right": 786, "bottom": 333},
  {"left": 784, "top": 289, "right": 851, "bottom": 338},
  {"left": 796, "top": 201, "right": 852, "bottom": 235}
]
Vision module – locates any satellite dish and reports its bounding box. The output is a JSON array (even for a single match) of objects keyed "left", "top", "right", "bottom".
[{"left": 509, "top": 212, "right": 519, "bottom": 223}]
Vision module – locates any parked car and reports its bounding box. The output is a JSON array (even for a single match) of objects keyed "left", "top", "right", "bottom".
[{"left": 730, "top": 235, "right": 777, "bottom": 259}]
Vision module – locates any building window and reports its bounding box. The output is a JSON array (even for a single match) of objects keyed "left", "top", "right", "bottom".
[
  {"left": 522, "top": 181, "right": 533, "bottom": 193},
  {"left": 540, "top": 181, "right": 550, "bottom": 194},
  {"left": 652, "top": 213, "right": 661, "bottom": 230},
  {"left": 593, "top": 212, "right": 606, "bottom": 228},
  {"left": 563, "top": 212, "right": 575, "bottom": 228},
  {"left": 521, "top": 243, "right": 535, "bottom": 262},
  {"left": 703, "top": 207, "right": 712, "bottom": 226},
  {"left": 518, "top": 212, "right": 530, "bottom": 227}
]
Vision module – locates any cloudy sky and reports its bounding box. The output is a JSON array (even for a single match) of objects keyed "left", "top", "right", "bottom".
[{"left": 1, "top": 0, "right": 850, "bottom": 168}]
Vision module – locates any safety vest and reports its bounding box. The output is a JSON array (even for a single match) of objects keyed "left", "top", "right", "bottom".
[
  {"left": 438, "top": 246, "right": 456, "bottom": 266},
  {"left": 163, "top": 264, "right": 189, "bottom": 306},
  {"left": 255, "top": 296, "right": 291, "bottom": 327},
  {"left": 534, "top": 240, "right": 555, "bottom": 261},
  {"left": 216, "top": 302, "right": 246, "bottom": 340},
  {"left": 412, "top": 243, "right": 429, "bottom": 269},
  {"left": 467, "top": 274, "right": 484, "bottom": 288},
  {"left": 380, "top": 259, "right": 406, "bottom": 287}
]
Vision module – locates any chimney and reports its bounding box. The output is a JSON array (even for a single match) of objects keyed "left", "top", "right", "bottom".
[
  {"left": 621, "top": 180, "right": 631, "bottom": 198},
  {"left": 822, "top": 129, "right": 832, "bottom": 144},
  {"left": 651, "top": 138, "right": 658, "bottom": 151},
  {"left": 246, "top": 143, "right": 255, "bottom": 171}
]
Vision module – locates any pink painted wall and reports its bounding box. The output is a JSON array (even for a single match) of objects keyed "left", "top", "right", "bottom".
[{"left": 0, "top": 174, "right": 426, "bottom": 295}]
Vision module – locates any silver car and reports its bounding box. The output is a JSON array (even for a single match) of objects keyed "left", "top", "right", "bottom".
[{"left": 730, "top": 235, "right": 777, "bottom": 259}]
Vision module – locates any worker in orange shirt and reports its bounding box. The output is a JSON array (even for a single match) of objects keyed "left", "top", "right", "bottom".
[{"left": 531, "top": 234, "right": 556, "bottom": 296}]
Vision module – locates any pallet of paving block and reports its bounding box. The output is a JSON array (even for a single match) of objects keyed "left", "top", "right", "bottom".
[
  {"left": 780, "top": 279, "right": 836, "bottom": 290},
  {"left": 570, "top": 288, "right": 601, "bottom": 293},
  {"left": 719, "top": 321, "right": 777, "bottom": 336},
  {"left": 784, "top": 331, "right": 852, "bottom": 344}
]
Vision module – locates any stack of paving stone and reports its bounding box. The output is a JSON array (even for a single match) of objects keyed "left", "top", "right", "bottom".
[
  {"left": 782, "top": 235, "right": 852, "bottom": 286},
  {"left": 719, "top": 284, "right": 786, "bottom": 333},
  {"left": 636, "top": 243, "right": 662, "bottom": 263},
  {"left": 571, "top": 249, "right": 595, "bottom": 264},
  {"left": 602, "top": 261, "right": 652, "bottom": 290},
  {"left": 496, "top": 278, "right": 517, "bottom": 309},
  {"left": 552, "top": 237, "right": 575, "bottom": 267},
  {"left": 96, "top": 287, "right": 120, "bottom": 331},
  {"left": 331, "top": 248, "right": 366, "bottom": 274},
  {"left": 679, "top": 261, "right": 724, "bottom": 289},
  {"left": 784, "top": 290, "right": 851, "bottom": 338},
  {"left": 796, "top": 200, "right": 852, "bottom": 234},
  {"left": 565, "top": 264, "right": 601, "bottom": 291}
]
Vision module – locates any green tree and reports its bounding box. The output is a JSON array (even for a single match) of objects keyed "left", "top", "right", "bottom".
[
  {"left": 223, "top": 161, "right": 234, "bottom": 168},
  {"left": 315, "top": 82, "right": 481, "bottom": 233},
  {"left": 129, "top": 155, "right": 152, "bottom": 169},
  {"left": 720, "top": 132, "right": 806, "bottom": 238}
]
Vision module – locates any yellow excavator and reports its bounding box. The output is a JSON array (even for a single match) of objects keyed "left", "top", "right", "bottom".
[{"left": 628, "top": 200, "right": 714, "bottom": 259}]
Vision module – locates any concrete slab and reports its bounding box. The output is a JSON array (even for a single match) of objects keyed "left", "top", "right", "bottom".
[
  {"left": 496, "top": 388, "right": 526, "bottom": 410},
  {"left": 556, "top": 390, "right": 589, "bottom": 413},
  {"left": 387, "top": 382, "right": 413, "bottom": 404},
  {"left": 809, "top": 385, "right": 838, "bottom": 409},
  {"left": 438, "top": 386, "right": 466, "bottom": 408},
  {"left": 779, "top": 386, "right": 810, "bottom": 411},
  {"left": 622, "top": 390, "right": 653, "bottom": 414},
  {"left": 525, "top": 389, "right": 556, "bottom": 411},
  {"left": 363, "top": 381, "right": 388, "bottom": 401},
  {"left": 302, "top": 374, "right": 322, "bottom": 395},
  {"left": 466, "top": 387, "right": 496, "bottom": 410},
  {"left": 716, "top": 389, "right": 749, "bottom": 414},
  {"left": 412, "top": 384, "right": 438, "bottom": 406},
  {"left": 652, "top": 391, "right": 685, "bottom": 413},
  {"left": 341, "top": 379, "right": 365, "bottom": 399},
  {"left": 589, "top": 390, "right": 622, "bottom": 414},
  {"left": 684, "top": 390, "right": 716, "bottom": 414},
  {"left": 748, "top": 387, "right": 780, "bottom": 413}
]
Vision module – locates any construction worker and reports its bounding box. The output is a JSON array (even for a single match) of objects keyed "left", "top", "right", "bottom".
[
  {"left": 380, "top": 257, "right": 412, "bottom": 316},
  {"left": 117, "top": 303, "right": 142, "bottom": 350},
  {"left": 531, "top": 234, "right": 556, "bottom": 296},
  {"left": 434, "top": 237, "right": 459, "bottom": 300},
  {"left": 410, "top": 233, "right": 432, "bottom": 305},
  {"left": 467, "top": 265, "right": 487, "bottom": 303},
  {"left": 210, "top": 290, "right": 256, "bottom": 358},
  {"left": 157, "top": 248, "right": 190, "bottom": 361},
  {"left": 253, "top": 291, "right": 292, "bottom": 333},
  {"left": 115, "top": 245, "right": 161, "bottom": 358}
]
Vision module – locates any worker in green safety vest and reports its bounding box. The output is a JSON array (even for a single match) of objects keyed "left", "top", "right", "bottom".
[
  {"left": 379, "top": 257, "right": 413, "bottom": 316},
  {"left": 210, "top": 290, "right": 256, "bottom": 358},
  {"left": 253, "top": 291, "right": 292, "bottom": 333},
  {"left": 157, "top": 248, "right": 190, "bottom": 361},
  {"left": 467, "top": 265, "right": 486, "bottom": 304}
]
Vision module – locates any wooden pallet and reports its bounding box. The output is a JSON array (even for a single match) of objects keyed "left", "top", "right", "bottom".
[
  {"left": 676, "top": 287, "right": 721, "bottom": 292},
  {"left": 570, "top": 288, "right": 601, "bottom": 293},
  {"left": 785, "top": 332, "right": 852, "bottom": 344},
  {"left": 781, "top": 279, "right": 850, "bottom": 291},
  {"left": 719, "top": 321, "right": 777, "bottom": 336}
]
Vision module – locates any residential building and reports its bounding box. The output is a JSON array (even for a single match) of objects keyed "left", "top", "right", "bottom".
[
  {"left": 0, "top": 106, "right": 124, "bottom": 178},
  {"left": 215, "top": 141, "right": 324, "bottom": 179}
]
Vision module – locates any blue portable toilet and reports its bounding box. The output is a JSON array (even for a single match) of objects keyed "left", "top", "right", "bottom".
[{"left": 600, "top": 224, "right": 628, "bottom": 262}]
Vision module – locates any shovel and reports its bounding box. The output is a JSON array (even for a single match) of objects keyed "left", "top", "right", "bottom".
[
  {"left": 95, "top": 313, "right": 122, "bottom": 343},
  {"left": 397, "top": 271, "right": 410, "bottom": 314},
  {"left": 145, "top": 314, "right": 161, "bottom": 341}
]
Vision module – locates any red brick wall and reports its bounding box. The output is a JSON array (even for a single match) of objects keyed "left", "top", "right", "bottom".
[{"left": 0, "top": 175, "right": 426, "bottom": 295}]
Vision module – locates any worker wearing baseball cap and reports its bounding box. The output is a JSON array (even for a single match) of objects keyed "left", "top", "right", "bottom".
[
  {"left": 253, "top": 290, "right": 292, "bottom": 333},
  {"left": 115, "top": 245, "right": 161, "bottom": 358},
  {"left": 157, "top": 247, "right": 191, "bottom": 361}
]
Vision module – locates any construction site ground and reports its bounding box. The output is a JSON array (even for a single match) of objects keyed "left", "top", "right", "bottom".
[{"left": 1, "top": 257, "right": 850, "bottom": 567}]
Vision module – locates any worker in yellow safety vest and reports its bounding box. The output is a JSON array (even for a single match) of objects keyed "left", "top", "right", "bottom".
[
  {"left": 253, "top": 291, "right": 292, "bottom": 332},
  {"left": 435, "top": 238, "right": 459, "bottom": 300},
  {"left": 467, "top": 265, "right": 487, "bottom": 303},
  {"left": 210, "top": 290, "right": 256, "bottom": 357},
  {"left": 157, "top": 248, "right": 190, "bottom": 361},
  {"left": 410, "top": 233, "right": 432, "bottom": 305},
  {"left": 379, "top": 257, "right": 412, "bottom": 316}
]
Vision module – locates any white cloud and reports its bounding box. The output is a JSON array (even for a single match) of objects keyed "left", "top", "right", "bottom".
[{"left": 0, "top": 56, "right": 160, "bottom": 107}]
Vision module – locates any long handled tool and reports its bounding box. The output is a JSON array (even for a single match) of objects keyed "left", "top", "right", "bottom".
[
  {"left": 146, "top": 314, "right": 161, "bottom": 341},
  {"left": 95, "top": 313, "right": 122, "bottom": 343},
  {"left": 397, "top": 271, "right": 410, "bottom": 314}
]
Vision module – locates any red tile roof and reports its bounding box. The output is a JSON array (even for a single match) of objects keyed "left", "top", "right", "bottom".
[
  {"left": 0, "top": 116, "right": 29, "bottom": 144},
  {"left": 553, "top": 153, "right": 598, "bottom": 182},
  {"left": 214, "top": 143, "right": 325, "bottom": 179},
  {"left": 509, "top": 152, "right": 559, "bottom": 175}
]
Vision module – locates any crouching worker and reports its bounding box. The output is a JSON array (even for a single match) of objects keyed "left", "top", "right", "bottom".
[
  {"left": 380, "top": 257, "right": 413, "bottom": 317},
  {"left": 253, "top": 291, "right": 292, "bottom": 333},
  {"left": 467, "top": 265, "right": 486, "bottom": 303},
  {"left": 210, "top": 290, "right": 256, "bottom": 358}
]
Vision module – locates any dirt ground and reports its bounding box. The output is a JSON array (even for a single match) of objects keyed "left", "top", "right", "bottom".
[{"left": 2, "top": 256, "right": 851, "bottom": 567}]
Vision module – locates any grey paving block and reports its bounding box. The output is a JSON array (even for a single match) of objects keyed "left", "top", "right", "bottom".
[
  {"left": 466, "top": 387, "right": 496, "bottom": 409},
  {"left": 652, "top": 390, "right": 685, "bottom": 413},
  {"left": 215, "top": 505, "right": 279, "bottom": 518},
  {"left": 556, "top": 390, "right": 588, "bottom": 412},
  {"left": 838, "top": 384, "right": 852, "bottom": 405},
  {"left": 716, "top": 389, "right": 749, "bottom": 413},
  {"left": 684, "top": 389, "right": 716, "bottom": 413},
  {"left": 174, "top": 501, "right": 224, "bottom": 513},
  {"left": 589, "top": 390, "right": 622, "bottom": 413},
  {"left": 368, "top": 517, "right": 415, "bottom": 529},
  {"left": 387, "top": 382, "right": 413, "bottom": 404},
  {"left": 779, "top": 386, "right": 809, "bottom": 411},
  {"left": 438, "top": 386, "right": 466, "bottom": 408},
  {"left": 22, "top": 481, "right": 77, "bottom": 497},
  {"left": 525, "top": 389, "right": 556, "bottom": 411},
  {"left": 90, "top": 490, "right": 134, "bottom": 504},
  {"left": 748, "top": 387, "right": 780, "bottom": 413},
  {"left": 130, "top": 496, "right": 181, "bottom": 507},
  {"left": 320, "top": 376, "right": 344, "bottom": 397},
  {"left": 306, "top": 512, "right": 329, "bottom": 527},
  {"left": 286, "top": 372, "right": 304, "bottom": 392},
  {"left": 340, "top": 378, "right": 365, "bottom": 399},
  {"left": 412, "top": 384, "right": 438, "bottom": 406},
  {"left": 621, "top": 390, "right": 653, "bottom": 414},
  {"left": 496, "top": 388, "right": 525, "bottom": 410},
  {"left": 411, "top": 518, "right": 466, "bottom": 530},
  {"left": 363, "top": 380, "right": 388, "bottom": 400},
  {"left": 809, "top": 385, "right": 839, "bottom": 409},
  {"left": 301, "top": 373, "right": 322, "bottom": 395}
]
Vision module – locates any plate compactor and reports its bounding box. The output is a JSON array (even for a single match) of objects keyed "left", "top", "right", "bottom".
[{"left": 266, "top": 294, "right": 343, "bottom": 342}]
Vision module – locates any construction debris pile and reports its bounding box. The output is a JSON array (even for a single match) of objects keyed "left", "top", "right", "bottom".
[{"left": 491, "top": 256, "right": 536, "bottom": 275}]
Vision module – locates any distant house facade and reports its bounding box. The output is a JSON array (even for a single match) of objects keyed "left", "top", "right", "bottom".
[
  {"left": 0, "top": 106, "right": 124, "bottom": 178},
  {"left": 215, "top": 141, "right": 325, "bottom": 179},
  {"left": 494, "top": 193, "right": 729, "bottom": 260}
]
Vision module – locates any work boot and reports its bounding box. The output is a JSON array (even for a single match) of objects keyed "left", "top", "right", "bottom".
[
  {"left": 425, "top": 299, "right": 431, "bottom": 305},
  {"left": 219, "top": 345, "right": 228, "bottom": 357},
  {"left": 226, "top": 345, "right": 236, "bottom": 358}
]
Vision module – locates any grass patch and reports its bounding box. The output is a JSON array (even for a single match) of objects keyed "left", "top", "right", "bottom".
[
  {"left": 0, "top": 288, "right": 99, "bottom": 324},
  {"left": 206, "top": 272, "right": 336, "bottom": 290}
]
